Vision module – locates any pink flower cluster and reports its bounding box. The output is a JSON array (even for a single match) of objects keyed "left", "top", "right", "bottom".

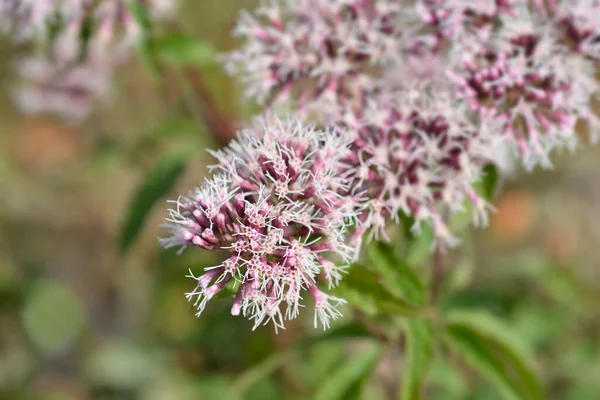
[
  {"left": 227, "top": 0, "right": 600, "bottom": 231},
  {"left": 161, "top": 118, "right": 356, "bottom": 330},
  {"left": 0, "top": 0, "right": 177, "bottom": 121},
  {"left": 224, "top": 0, "right": 404, "bottom": 112},
  {"left": 336, "top": 89, "right": 496, "bottom": 247},
  {"left": 164, "top": 0, "right": 599, "bottom": 328},
  {"left": 412, "top": 0, "right": 600, "bottom": 167},
  {"left": 0, "top": 0, "right": 175, "bottom": 44}
]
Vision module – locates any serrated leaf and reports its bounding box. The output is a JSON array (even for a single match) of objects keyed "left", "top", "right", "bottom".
[
  {"left": 315, "top": 345, "right": 383, "bottom": 400},
  {"left": 157, "top": 33, "right": 216, "bottom": 66},
  {"left": 119, "top": 151, "right": 190, "bottom": 254},
  {"left": 332, "top": 266, "right": 420, "bottom": 317},
  {"left": 366, "top": 241, "right": 426, "bottom": 305},
  {"left": 443, "top": 311, "right": 542, "bottom": 400},
  {"left": 402, "top": 320, "right": 435, "bottom": 400}
]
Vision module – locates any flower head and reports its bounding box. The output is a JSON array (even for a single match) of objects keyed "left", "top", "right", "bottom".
[
  {"left": 447, "top": 6, "right": 600, "bottom": 169},
  {"left": 335, "top": 88, "right": 496, "bottom": 247},
  {"left": 0, "top": 0, "right": 177, "bottom": 45},
  {"left": 161, "top": 117, "right": 356, "bottom": 330},
  {"left": 224, "top": 0, "right": 404, "bottom": 113},
  {"left": 4, "top": 0, "right": 177, "bottom": 121},
  {"left": 12, "top": 32, "right": 116, "bottom": 121}
]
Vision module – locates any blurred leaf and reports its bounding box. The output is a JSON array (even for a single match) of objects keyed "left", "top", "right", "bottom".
[
  {"left": 511, "top": 307, "right": 564, "bottom": 348},
  {"left": 402, "top": 320, "right": 435, "bottom": 400},
  {"left": 227, "top": 352, "right": 289, "bottom": 400},
  {"left": 158, "top": 33, "right": 217, "bottom": 66},
  {"left": 77, "top": 15, "right": 95, "bottom": 63},
  {"left": 397, "top": 211, "right": 435, "bottom": 267},
  {"left": 315, "top": 345, "right": 383, "bottom": 400},
  {"left": 297, "top": 341, "right": 346, "bottom": 389},
  {"left": 84, "top": 341, "right": 163, "bottom": 389},
  {"left": 366, "top": 241, "right": 426, "bottom": 305},
  {"left": 142, "top": 372, "right": 232, "bottom": 400},
  {"left": 479, "top": 164, "right": 499, "bottom": 201},
  {"left": 153, "top": 117, "right": 206, "bottom": 138},
  {"left": 442, "top": 288, "right": 515, "bottom": 317},
  {"left": 126, "top": 1, "right": 161, "bottom": 78},
  {"left": 195, "top": 375, "right": 232, "bottom": 399},
  {"left": 246, "top": 379, "right": 283, "bottom": 400},
  {"left": 22, "top": 280, "right": 87, "bottom": 354},
  {"left": 303, "top": 323, "right": 373, "bottom": 343},
  {"left": 540, "top": 265, "right": 584, "bottom": 309},
  {"left": 228, "top": 323, "right": 377, "bottom": 400},
  {"left": 126, "top": 0, "right": 152, "bottom": 32},
  {"left": 119, "top": 150, "right": 190, "bottom": 254},
  {"left": 443, "top": 311, "right": 542, "bottom": 400},
  {"left": 568, "top": 385, "right": 600, "bottom": 400},
  {"left": 137, "top": 36, "right": 162, "bottom": 79},
  {"left": 428, "top": 359, "right": 469, "bottom": 397},
  {"left": 332, "top": 265, "right": 420, "bottom": 317}
]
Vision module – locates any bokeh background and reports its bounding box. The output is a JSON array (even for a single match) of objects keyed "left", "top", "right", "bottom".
[{"left": 1, "top": 2, "right": 600, "bottom": 400}]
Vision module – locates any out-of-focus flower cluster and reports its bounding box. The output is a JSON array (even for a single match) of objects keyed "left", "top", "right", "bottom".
[
  {"left": 0, "top": 0, "right": 177, "bottom": 121},
  {"left": 224, "top": 0, "right": 404, "bottom": 113},
  {"left": 160, "top": 0, "right": 599, "bottom": 329},
  {"left": 335, "top": 89, "right": 496, "bottom": 247},
  {"left": 227, "top": 0, "right": 600, "bottom": 233},
  {"left": 161, "top": 118, "right": 357, "bottom": 330},
  {"left": 423, "top": 0, "right": 600, "bottom": 169}
]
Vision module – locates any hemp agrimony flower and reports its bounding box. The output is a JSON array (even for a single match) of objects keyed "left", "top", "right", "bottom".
[
  {"left": 335, "top": 88, "right": 496, "bottom": 247},
  {"left": 161, "top": 117, "right": 357, "bottom": 330},
  {"left": 411, "top": 1, "right": 600, "bottom": 169},
  {"left": 225, "top": 0, "right": 404, "bottom": 112},
  {"left": 12, "top": 31, "right": 118, "bottom": 121},
  {"left": 0, "top": 0, "right": 176, "bottom": 45},
  {"left": 2, "top": 0, "right": 177, "bottom": 121}
]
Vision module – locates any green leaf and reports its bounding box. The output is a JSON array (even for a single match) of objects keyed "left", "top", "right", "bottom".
[
  {"left": 398, "top": 212, "right": 435, "bottom": 267},
  {"left": 126, "top": 0, "right": 152, "bottom": 33},
  {"left": 366, "top": 241, "right": 426, "bottom": 305},
  {"left": 477, "top": 164, "right": 499, "bottom": 201},
  {"left": 227, "top": 352, "right": 289, "bottom": 400},
  {"left": 332, "top": 265, "right": 420, "bottom": 317},
  {"left": 300, "top": 323, "right": 374, "bottom": 345},
  {"left": 137, "top": 36, "right": 162, "bottom": 79},
  {"left": 119, "top": 151, "right": 190, "bottom": 254},
  {"left": 125, "top": 1, "right": 161, "bottom": 79},
  {"left": 157, "top": 33, "right": 216, "bottom": 66},
  {"left": 227, "top": 324, "right": 376, "bottom": 400},
  {"left": 402, "top": 320, "right": 435, "bottom": 400},
  {"left": 443, "top": 311, "right": 542, "bottom": 400},
  {"left": 315, "top": 345, "right": 383, "bottom": 400},
  {"left": 153, "top": 118, "right": 206, "bottom": 138}
]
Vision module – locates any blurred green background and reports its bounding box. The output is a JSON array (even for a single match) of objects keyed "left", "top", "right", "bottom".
[{"left": 1, "top": 2, "right": 600, "bottom": 400}]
